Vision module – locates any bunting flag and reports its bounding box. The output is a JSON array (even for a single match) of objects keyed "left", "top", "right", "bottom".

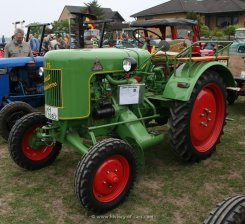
[{"left": 85, "top": 16, "right": 96, "bottom": 29}]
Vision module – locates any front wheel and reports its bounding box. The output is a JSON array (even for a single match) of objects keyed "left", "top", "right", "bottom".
[
  {"left": 169, "top": 71, "right": 227, "bottom": 162},
  {"left": 204, "top": 195, "right": 245, "bottom": 224},
  {"left": 74, "top": 138, "right": 137, "bottom": 213},
  {"left": 8, "top": 112, "right": 62, "bottom": 170}
]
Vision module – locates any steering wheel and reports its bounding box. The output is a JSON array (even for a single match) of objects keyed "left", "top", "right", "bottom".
[{"left": 132, "top": 28, "right": 163, "bottom": 44}]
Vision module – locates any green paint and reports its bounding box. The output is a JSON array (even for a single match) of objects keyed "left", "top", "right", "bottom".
[{"left": 42, "top": 42, "right": 236, "bottom": 166}]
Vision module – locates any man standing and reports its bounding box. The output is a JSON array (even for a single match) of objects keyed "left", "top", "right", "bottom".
[
  {"left": 4, "top": 28, "right": 32, "bottom": 57},
  {"left": 29, "top": 34, "right": 40, "bottom": 52}
]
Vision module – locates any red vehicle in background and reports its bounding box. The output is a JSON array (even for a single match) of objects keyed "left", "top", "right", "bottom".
[
  {"left": 0, "top": 43, "right": 5, "bottom": 58},
  {"left": 130, "top": 18, "right": 217, "bottom": 56},
  {"left": 0, "top": 35, "right": 7, "bottom": 58},
  {"left": 200, "top": 42, "right": 215, "bottom": 56}
]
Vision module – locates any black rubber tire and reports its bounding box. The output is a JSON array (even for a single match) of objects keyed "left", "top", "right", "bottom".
[
  {"left": 8, "top": 112, "right": 62, "bottom": 170},
  {"left": 74, "top": 138, "right": 138, "bottom": 214},
  {"left": 168, "top": 71, "right": 227, "bottom": 162},
  {"left": 227, "top": 90, "right": 239, "bottom": 105},
  {"left": 0, "top": 101, "right": 34, "bottom": 140},
  {"left": 204, "top": 195, "right": 245, "bottom": 224}
]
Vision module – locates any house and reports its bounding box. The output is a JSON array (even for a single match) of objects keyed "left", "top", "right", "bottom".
[
  {"left": 59, "top": 5, "right": 129, "bottom": 31},
  {"left": 131, "top": 0, "right": 245, "bottom": 29}
]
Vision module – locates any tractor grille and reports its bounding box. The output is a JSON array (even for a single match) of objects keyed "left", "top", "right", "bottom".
[{"left": 44, "top": 69, "right": 62, "bottom": 107}]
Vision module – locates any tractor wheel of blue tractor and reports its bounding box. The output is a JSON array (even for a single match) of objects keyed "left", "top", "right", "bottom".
[
  {"left": 203, "top": 195, "right": 245, "bottom": 224},
  {"left": 74, "top": 138, "right": 138, "bottom": 213},
  {"left": 0, "top": 101, "right": 34, "bottom": 141},
  {"left": 8, "top": 112, "right": 62, "bottom": 170},
  {"left": 169, "top": 70, "right": 227, "bottom": 162}
]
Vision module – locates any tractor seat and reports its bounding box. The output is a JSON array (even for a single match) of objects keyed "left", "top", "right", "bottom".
[
  {"left": 154, "top": 51, "right": 179, "bottom": 59},
  {"left": 153, "top": 39, "right": 191, "bottom": 61}
]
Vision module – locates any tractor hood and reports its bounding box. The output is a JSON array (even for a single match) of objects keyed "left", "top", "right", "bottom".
[
  {"left": 44, "top": 48, "right": 150, "bottom": 120},
  {"left": 0, "top": 56, "right": 43, "bottom": 68},
  {"left": 44, "top": 48, "right": 150, "bottom": 71}
]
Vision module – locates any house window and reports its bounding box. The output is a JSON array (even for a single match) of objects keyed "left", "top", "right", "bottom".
[
  {"left": 145, "top": 16, "right": 153, "bottom": 20},
  {"left": 217, "top": 15, "right": 238, "bottom": 27},
  {"left": 233, "top": 17, "right": 239, "bottom": 24}
]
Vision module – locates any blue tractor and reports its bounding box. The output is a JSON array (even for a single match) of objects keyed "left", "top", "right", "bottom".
[
  {"left": 0, "top": 56, "right": 44, "bottom": 140},
  {"left": 0, "top": 23, "right": 50, "bottom": 140}
]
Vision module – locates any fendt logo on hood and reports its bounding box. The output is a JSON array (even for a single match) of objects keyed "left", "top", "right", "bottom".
[
  {"left": 92, "top": 57, "right": 103, "bottom": 71},
  {"left": 44, "top": 74, "right": 58, "bottom": 91},
  {"left": 45, "top": 62, "right": 51, "bottom": 69}
]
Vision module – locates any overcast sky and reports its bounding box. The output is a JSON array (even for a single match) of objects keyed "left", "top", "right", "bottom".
[{"left": 0, "top": 0, "right": 168, "bottom": 37}]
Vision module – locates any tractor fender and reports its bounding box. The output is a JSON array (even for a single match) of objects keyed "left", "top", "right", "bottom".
[{"left": 162, "top": 61, "right": 236, "bottom": 101}]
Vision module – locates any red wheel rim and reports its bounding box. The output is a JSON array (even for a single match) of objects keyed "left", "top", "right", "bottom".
[
  {"left": 92, "top": 155, "right": 130, "bottom": 202},
  {"left": 190, "top": 83, "right": 225, "bottom": 152},
  {"left": 22, "top": 125, "right": 54, "bottom": 161}
]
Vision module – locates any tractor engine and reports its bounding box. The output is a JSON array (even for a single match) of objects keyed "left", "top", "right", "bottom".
[
  {"left": 44, "top": 48, "right": 151, "bottom": 120},
  {"left": 44, "top": 47, "right": 167, "bottom": 151}
]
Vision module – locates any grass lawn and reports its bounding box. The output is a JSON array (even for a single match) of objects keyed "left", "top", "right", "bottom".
[{"left": 0, "top": 97, "right": 244, "bottom": 224}]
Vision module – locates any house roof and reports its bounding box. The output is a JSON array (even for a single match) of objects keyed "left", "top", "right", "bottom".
[
  {"left": 64, "top": 6, "right": 125, "bottom": 21},
  {"left": 131, "top": 0, "right": 245, "bottom": 17},
  {"left": 130, "top": 18, "right": 197, "bottom": 27}
]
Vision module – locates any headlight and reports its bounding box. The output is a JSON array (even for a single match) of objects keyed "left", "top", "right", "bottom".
[
  {"left": 123, "top": 57, "right": 137, "bottom": 72},
  {"left": 39, "top": 67, "right": 44, "bottom": 76}
]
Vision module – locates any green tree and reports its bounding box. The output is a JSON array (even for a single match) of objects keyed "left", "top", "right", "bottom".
[
  {"left": 210, "top": 28, "right": 224, "bottom": 38},
  {"left": 186, "top": 11, "right": 203, "bottom": 26},
  {"left": 83, "top": 0, "right": 104, "bottom": 20},
  {"left": 224, "top": 25, "right": 238, "bottom": 40},
  {"left": 27, "top": 22, "right": 42, "bottom": 37},
  {"left": 52, "top": 20, "right": 69, "bottom": 34},
  {"left": 200, "top": 25, "right": 210, "bottom": 37}
]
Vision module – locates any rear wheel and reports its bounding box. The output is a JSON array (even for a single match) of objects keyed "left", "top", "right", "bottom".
[
  {"left": 8, "top": 112, "right": 61, "bottom": 170},
  {"left": 0, "top": 101, "right": 34, "bottom": 140},
  {"left": 74, "top": 138, "right": 137, "bottom": 213},
  {"left": 204, "top": 195, "right": 245, "bottom": 224},
  {"left": 227, "top": 90, "right": 238, "bottom": 105},
  {"left": 169, "top": 71, "right": 227, "bottom": 162}
]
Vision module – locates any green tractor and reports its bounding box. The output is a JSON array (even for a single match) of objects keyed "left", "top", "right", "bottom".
[{"left": 8, "top": 19, "right": 236, "bottom": 213}]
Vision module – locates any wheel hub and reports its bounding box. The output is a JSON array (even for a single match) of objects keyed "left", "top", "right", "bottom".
[
  {"left": 22, "top": 125, "right": 54, "bottom": 161},
  {"left": 190, "top": 83, "right": 225, "bottom": 152},
  {"left": 106, "top": 171, "right": 119, "bottom": 184},
  {"left": 93, "top": 155, "right": 129, "bottom": 202}
]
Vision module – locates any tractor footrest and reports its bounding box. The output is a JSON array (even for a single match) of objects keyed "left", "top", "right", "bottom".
[{"left": 177, "top": 55, "right": 230, "bottom": 62}]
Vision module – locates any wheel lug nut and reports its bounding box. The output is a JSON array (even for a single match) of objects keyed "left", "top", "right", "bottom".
[
  {"left": 114, "top": 169, "right": 118, "bottom": 172},
  {"left": 204, "top": 108, "right": 211, "bottom": 114},
  {"left": 103, "top": 181, "right": 107, "bottom": 184},
  {"left": 200, "top": 122, "right": 208, "bottom": 127},
  {"left": 207, "top": 118, "right": 212, "bottom": 121},
  {"left": 200, "top": 113, "right": 205, "bottom": 117}
]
